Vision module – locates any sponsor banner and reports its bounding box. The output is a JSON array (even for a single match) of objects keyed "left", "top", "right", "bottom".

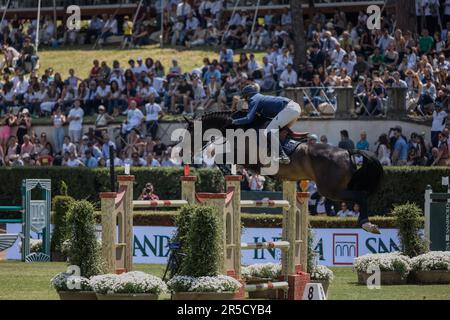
[{"left": 6, "top": 225, "right": 401, "bottom": 266}]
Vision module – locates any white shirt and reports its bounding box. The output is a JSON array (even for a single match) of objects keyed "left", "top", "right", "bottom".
[
  {"left": 145, "top": 103, "right": 162, "bottom": 121},
  {"left": 276, "top": 55, "right": 293, "bottom": 72},
  {"left": 125, "top": 108, "right": 144, "bottom": 127},
  {"left": 445, "top": 0, "right": 450, "bottom": 15},
  {"left": 177, "top": 2, "right": 192, "bottom": 16},
  {"left": 279, "top": 70, "right": 298, "bottom": 87},
  {"left": 133, "top": 64, "right": 148, "bottom": 75},
  {"left": 14, "top": 80, "right": 29, "bottom": 95},
  {"left": 68, "top": 107, "right": 84, "bottom": 131},
  {"left": 96, "top": 85, "right": 111, "bottom": 98},
  {"left": 185, "top": 17, "right": 199, "bottom": 31},
  {"left": 104, "top": 19, "right": 118, "bottom": 34},
  {"left": 66, "top": 158, "right": 83, "bottom": 167},
  {"left": 432, "top": 110, "right": 448, "bottom": 131},
  {"left": 331, "top": 48, "right": 347, "bottom": 66},
  {"left": 339, "top": 61, "right": 355, "bottom": 76},
  {"left": 210, "top": 0, "right": 223, "bottom": 15},
  {"left": 337, "top": 209, "right": 356, "bottom": 217}
]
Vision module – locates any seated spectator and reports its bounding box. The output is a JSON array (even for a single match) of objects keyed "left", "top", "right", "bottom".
[
  {"left": 337, "top": 202, "right": 355, "bottom": 217},
  {"left": 83, "top": 150, "right": 98, "bottom": 168}
]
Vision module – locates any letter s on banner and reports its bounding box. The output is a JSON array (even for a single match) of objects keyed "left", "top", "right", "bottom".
[
  {"left": 66, "top": 5, "right": 81, "bottom": 31},
  {"left": 366, "top": 5, "right": 381, "bottom": 30}
]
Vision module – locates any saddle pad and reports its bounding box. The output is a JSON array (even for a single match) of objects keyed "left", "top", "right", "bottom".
[{"left": 282, "top": 139, "right": 303, "bottom": 156}]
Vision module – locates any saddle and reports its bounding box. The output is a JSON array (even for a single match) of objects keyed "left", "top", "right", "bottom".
[{"left": 284, "top": 127, "right": 309, "bottom": 141}]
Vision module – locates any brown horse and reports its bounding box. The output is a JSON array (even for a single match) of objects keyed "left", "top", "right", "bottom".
[{"left": 185, "top": 111, "right": 384, "bottom": 234}]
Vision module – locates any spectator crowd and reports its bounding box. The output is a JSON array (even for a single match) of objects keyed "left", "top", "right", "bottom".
[{"left": 1, "top": 1, "right": 450, "bottom": 168}]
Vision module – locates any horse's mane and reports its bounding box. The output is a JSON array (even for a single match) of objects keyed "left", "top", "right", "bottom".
[{"left": 196, "top": 111, "right": 234, "bottom": 123}]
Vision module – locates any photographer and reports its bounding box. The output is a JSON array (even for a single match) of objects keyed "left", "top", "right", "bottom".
[{"left": 138, "top": 183, "right": 159, "bottom": 201}]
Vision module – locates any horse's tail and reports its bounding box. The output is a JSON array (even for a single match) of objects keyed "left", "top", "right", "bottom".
[{"left": 348, "top": 150, "right": 384, "bottom": 195}]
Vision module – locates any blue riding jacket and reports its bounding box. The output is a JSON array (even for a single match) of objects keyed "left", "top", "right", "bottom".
[{"left": 233, "top": 94, "right": 291, "bottom": 126}]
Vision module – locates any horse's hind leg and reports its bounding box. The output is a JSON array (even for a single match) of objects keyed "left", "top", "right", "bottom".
[{"left": 336, "top": 189, "right": 369, "bottom": 226}]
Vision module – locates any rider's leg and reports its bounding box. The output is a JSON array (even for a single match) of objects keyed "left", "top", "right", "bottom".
[{"left": 263, "top": 102, "right": 301, "bottom": 164}]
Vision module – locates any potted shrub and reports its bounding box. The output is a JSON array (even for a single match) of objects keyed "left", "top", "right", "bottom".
[
  {"left": 167, "top": 205, "right": 242, "bottom": 299},
  {"left": 309, "top": 265, "right": 334, "bottom": 297},
  {"left": 91, "top": 271, "right": 167, "bottom": 300},
  {"left": 168, "top": 275, "right": 242, "bottom": 300},
  {"left": 66, "top": 200, "right": 103, "bottom": 278},
  {"left": 410, "top": 251, "right": 450, "bottom": 284},
  {"left": 353, "top": 252, "right": 411, "bottom": 285},
  {"left": 393, "top": 203, "right": 427, "bottom": 258},
  {"left": 241, "top": 263, "right": 281, "bottom": 299},
  {"left": 50, "top": 182, "right": 74, "bottom": 262},
  {"left": 51, "top": 272, "right": 96, "bottom": 300}
]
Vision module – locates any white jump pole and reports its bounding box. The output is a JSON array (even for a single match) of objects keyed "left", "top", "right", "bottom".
[
  {"left": 0, "top": 0, "right": 11, "bottom": 29},
  {"left": 160, "top": 0, "right": 165, "bottom": 48},
  {"left": 36, "top": 0, "right": 42, "bottom": 52}
]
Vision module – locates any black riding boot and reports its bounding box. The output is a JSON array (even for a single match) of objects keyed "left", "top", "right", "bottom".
[
  {"left": 267, "top": 132, "right": 290, "bottom": 165},
  {"left": 278, "top": 144, "right": 290, "bottom": 164}
]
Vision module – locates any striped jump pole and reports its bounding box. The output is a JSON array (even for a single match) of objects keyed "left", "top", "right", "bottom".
[{"left": 225, "top": 175, "right": 310, "bottom": 300}]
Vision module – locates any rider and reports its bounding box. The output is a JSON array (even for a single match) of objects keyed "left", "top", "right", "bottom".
[{"left": 232, "top": 85, "right": 301, "bottom": 164}]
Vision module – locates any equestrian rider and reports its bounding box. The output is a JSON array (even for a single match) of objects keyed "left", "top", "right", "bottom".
[{"left": 232, "top": 85, "right": 301, "bottom": 164}]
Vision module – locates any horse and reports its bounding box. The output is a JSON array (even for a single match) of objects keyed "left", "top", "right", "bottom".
[{"left": 184, "top": 111, "right": 384, "bottom": 234}]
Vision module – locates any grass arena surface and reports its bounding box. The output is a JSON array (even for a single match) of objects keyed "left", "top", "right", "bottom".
[{"left": 1, "top": 261, "right": 449, "bottom": 300}]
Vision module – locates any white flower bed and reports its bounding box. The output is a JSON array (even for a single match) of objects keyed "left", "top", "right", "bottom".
[
  {"left": 50, "top": 272, "right": 92, "bottom": 292},
  {"left": 19, "top": 238, "right": 43, "bottom": 253},
  {"left": 353, "top": 252, "right": 411, "bottom": 278},
  {"left": 241, "top": 263, "right": 282, "bottom": 280},
  {"left": 310, "top": 265, "right": 334, "bottom": 282},
  {"left": 410, "top": 251, "right": 450, "bottom": 271},
  {"left": 167, "top": 275, "right": 241, "bottom": 293},
  {"left": 90, "top": 271, "right": 167, "bottom": 295}
]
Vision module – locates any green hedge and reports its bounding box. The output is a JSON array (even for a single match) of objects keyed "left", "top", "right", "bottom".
[{"left": 1, "top": 166, "right": 449, "bottom": 215}]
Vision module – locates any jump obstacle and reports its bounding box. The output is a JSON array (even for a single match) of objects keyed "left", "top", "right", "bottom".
[
  {"left": 100, "top": 175, "right": 310, "bottom": 299},
  {"left": 0, "top": 179, "right": 51, "bottom": 262}
]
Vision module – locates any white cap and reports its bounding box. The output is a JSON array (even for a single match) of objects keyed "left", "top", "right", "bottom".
[{"left": 22, "top": 108, "right": 30, "bottom": 114}]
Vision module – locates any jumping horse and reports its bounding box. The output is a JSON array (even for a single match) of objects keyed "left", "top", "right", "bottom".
[{"left": 184, "top": 111, "right": 384, "bottom": 234}]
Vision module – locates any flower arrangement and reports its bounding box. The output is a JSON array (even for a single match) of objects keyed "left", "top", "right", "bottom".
[
  {"left": 310, "top": 265, "right": 334, "bottom": 282},
  {"left": 167, "top": 275, "right": 241, "bottom": 293},
  {"left": 50, "top": 272, "right": 92, "bottom": 292},
  {"left": 90, "top": 271, "right": 167, "bottom": 295},
  {"left": 353, "top": 252, "right": 412, "bottom": 278},
  {"left": 241, "top": 263, "right": 282, "bottom": 280},
  {"left": 19, "top": 238, "right": 43, "bottom": 253},
  {"left": 410, "top": 251, "right": 450, "bottom": 271}
]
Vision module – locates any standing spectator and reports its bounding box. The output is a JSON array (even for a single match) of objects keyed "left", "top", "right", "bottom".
[
  {"left": 144, "top": 95, "right": 163, "bottom": 139},
  {"left": 431, "top": 103, "right": 448, "bottom": 147},
  {"left": 338, "top": 130, "right": 355, "bottom": 151},
  {"left": 376, "top": 133, "right": 391, "bottom": 165},
  {"left": 122, "top": 100, "right": 144, "bottom": 135},
  {"left": 431, "top": 132, "right": 450, "bottom": 166},
  {"left": 356, "top": 131, "right": 369, "bottom": 151},
  {"left": 16, "top": 109, "right": 32, "bottom": 147},
  {"left": 52, "top": 106, "right": 66, "bottom": 154},
  {"left": 67, "top": 99, "right": 84, "bottom": 143},
  {"left": 392, "top": 127, "right": 408, "bottom": 165}
]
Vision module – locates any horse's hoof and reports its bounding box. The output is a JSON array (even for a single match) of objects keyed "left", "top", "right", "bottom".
[{"left": 362, "top": 222, "right": 381, "bottom": 234}]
